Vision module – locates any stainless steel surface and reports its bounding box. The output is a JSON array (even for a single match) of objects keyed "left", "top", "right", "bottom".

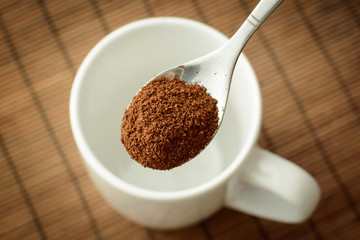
[{"left": 148, "top": 0, "right": 282, "bottom": 128}]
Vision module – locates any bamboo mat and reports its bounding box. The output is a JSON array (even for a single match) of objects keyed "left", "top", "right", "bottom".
[{"left": 1, "top": 0, "right": 359, "bottom": 239}]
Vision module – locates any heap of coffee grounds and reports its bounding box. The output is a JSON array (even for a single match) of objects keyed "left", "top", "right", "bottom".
[{"left": 121, "top": 75, "right": 219, "bottom": 170}]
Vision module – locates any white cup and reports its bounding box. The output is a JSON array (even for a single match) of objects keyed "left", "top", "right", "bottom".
[{"left": 70, "top": 17, "right": 320, "bottom": 229}]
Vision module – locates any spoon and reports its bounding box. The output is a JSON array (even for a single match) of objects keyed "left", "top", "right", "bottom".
[{"left": 148, "top": 0, "right": 282, "bottom": 127}]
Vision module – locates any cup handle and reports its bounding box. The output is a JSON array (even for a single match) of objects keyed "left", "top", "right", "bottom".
[{"left": 225, "top": 146, "right": 320, "bottom": 223}]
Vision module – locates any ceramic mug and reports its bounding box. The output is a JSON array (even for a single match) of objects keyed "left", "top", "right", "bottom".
[{"left": 70, "top": 17, "right": 320, "bottom": 229}]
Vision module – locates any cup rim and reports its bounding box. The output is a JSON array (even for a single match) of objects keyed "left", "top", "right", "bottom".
[{"left": 70, "top": 17, "right": 262, "bottom": 201}]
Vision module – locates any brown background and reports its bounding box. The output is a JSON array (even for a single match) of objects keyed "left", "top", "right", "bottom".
[{"left": 1, "top": 0, "right": 359, "bottom": 239}]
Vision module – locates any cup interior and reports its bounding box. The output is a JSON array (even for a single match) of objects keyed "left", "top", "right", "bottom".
[{"left": 71, "top": 17, "right": 261, "bottom": 192}]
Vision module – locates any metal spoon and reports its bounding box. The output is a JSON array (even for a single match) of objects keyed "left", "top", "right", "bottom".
[{"left": 148, "top": 0, "right": 282, "bottom": 127}]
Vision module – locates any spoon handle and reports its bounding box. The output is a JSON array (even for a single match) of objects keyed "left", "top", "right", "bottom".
[
  {"left": 249, "top": 0, "right": 283, "bottom": 27},
  {"left": 221, "top": 0, "right": 282, "bottom": 62}
]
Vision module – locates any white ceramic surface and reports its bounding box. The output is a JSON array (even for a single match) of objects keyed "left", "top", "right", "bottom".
[{"left": 70, "top": 17, "right": 320, "bottom": 229}]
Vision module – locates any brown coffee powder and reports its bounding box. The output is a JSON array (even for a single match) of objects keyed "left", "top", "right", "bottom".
[{"left": 121, "top": 75, "right": 218, "bottom": 170}]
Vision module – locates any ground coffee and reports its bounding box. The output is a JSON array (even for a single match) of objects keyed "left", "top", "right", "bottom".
[{"left": 121, "top": 75, "right": 219, "bottom": 170}]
